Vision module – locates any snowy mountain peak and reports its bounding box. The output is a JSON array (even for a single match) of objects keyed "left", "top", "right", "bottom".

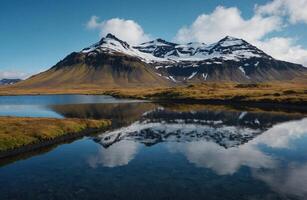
[
  {"left": 135, "top": 39, "right": 178, "bottom": 58},
  {"left": 99, "top": 33, "right": 130, "bottom": 49},
  {"left": 81, "top": 33, "right": 168, "bottom": 63},
  {"left": 203, "top": 36, "right": 272, "bottom": 61},
  {"left": 81, "top": 34, "right": 274, "bottom": 64},
  {"left": 223, "top": 35, "right": 242, "bottom": 40},
  {"left": 105, "top": 33, "right": 118, "bottom": 39},
  {"left": 217, "top": 36, "right": 246, "bottom": 47},
  {"left": 138, "top": 38, "right": 177, "bottom": 47},
  {"left": 81, "top": 33, "right": 132, "bottom": 54},
  {"left": 156, "top": 38, "right": 177, "bottom": 46}
]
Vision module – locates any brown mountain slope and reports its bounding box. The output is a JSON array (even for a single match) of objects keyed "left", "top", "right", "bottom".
[{"left": 14, "top": 52, "right": 172, "bottom": 89}]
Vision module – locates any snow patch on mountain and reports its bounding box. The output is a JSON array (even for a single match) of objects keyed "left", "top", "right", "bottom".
[
  {"left": 239, "top": 66, "right": 250, "bottom": 79},
  {"left": 188, "top": 72, "right": 197, "bottom": 80},
  {"left": 202, "top": 73, "right": 208, "bottom": 80},
  {"left": 82, "top": 34, "right": 170, "bottom": 64},
  {"left": 169, "top": 76, "right": 177, "bottom": 82},
  {"left": 82, "top": 34, "right": 272, "bottom": 64}
]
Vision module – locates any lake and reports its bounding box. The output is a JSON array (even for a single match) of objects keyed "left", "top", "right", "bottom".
[{"left": 0, "top": 95, "right": 307, "bottom": 200}]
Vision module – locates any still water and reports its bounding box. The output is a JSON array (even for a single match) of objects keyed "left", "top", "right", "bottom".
[{"left": 0, "top": 95, "right": 307, "bottom": 200}]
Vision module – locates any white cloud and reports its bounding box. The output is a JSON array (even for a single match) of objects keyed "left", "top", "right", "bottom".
[
  {"left": 87, "top": 2, "right": 307, "bottom": 66},
  {"left": 256, "top": 0, "right": 307, "bottom": 24},
  {"left": 166, "top": 117, "right": 307, "bottom": 175},
  {"left": 254, "top": 162, "right": 307, "bottom": 197},
  {"left": 88, "top": 140, "right": 139, "bottom": 168},
  {"left": 251, "top": 118, "right": 307, "bottom": 149},
  {"left": 174, "top": 5, "right": 307, "bottom": 66},
  {"left": 0, "top": 70, "right": 30, "bottom": 80},
  {"left": 255, "top": 37, "right": 307, "bottom": 66},
  {"left": 167, "top": 141, "right": 276, "bottom": 175},
  {"left": 86, "top": 16, "right": 150, "bottom": 45},
  {"left": 174, "top": 6, "right": 281, "bottom": 44}
]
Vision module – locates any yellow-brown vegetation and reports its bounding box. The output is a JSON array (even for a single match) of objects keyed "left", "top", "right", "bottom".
[
  {"left": 0, "top": 117, "right": 111, "bottom": 152},
  {"left": 0, "top": 82, "right": 306, "bottom": 104}
]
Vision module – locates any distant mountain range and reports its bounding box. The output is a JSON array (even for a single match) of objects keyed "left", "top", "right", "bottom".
[
  {"left": 16, "top": 33, "right": 307, "bottom": 88},
  {"left": 0, "top": 78, "right": 21, "bottom": 85}
]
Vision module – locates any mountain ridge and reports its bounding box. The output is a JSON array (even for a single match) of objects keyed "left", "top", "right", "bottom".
[
  {"left": 13, "top": 33, "right": 307, "bottom": 88},
  {"left": 0, "top": 78, "right": 21, "bottom": 85}
]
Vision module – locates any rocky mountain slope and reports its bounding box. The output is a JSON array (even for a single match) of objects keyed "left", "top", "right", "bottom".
[
  {"left": 134, "top": 36, "right": 306, "bottom": 82},
  {"left": 16, "top": 33, "right": 307, "bottom": 88}
]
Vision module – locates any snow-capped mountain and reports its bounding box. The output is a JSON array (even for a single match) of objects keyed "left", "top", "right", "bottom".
[
  {"left": 78, "top": 34, "right": 306, "bottom": 83},
  {"left": 17, "top": 33, "right": 307, "bottom": 88},
  {"left": 134, "top": 36, "right": 271, "bottom": 62},
  {"left": 81, "top": 34, "right": 272, "bottom": 63},
  {"left": 0, "top": 78, "right": 21, "bottom": 85},
  {"left": 81, "top": 33, "right": 168, "bottom": 64}
]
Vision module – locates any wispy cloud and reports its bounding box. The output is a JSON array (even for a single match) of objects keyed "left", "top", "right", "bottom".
[{"left": 0, "top": 70, "right": 31, "bottom": 80}]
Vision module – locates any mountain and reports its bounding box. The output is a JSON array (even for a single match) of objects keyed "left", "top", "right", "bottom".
[
  {"left": 16, "top": 33, "right": 307, "bottom": 89},
  {"left": 134, "top": 36, "right": 306, "bottom": 82},
  {"left": 96, "top": 106, "right": 303, "bottom": 148},
  {"left": 16, "top": 34, "right": 171, "bottom": 89},
  {"left": 0, "top": 78, "right": 21, "bottom": 85}
]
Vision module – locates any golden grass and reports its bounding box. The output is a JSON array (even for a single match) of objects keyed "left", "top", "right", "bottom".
[
  {"left": 0, "top": 117, "right": 111, "bottom": 152},
  {"left": 0, "top": 82, "right": 306, "bottom": 104},
  {"left": 102, "top": 82, "right": 307, "bottom": 104}
]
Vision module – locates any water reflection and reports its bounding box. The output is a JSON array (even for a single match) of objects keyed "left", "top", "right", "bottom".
[
  {"left": 167, "top": 141, "right": 276, "bottom": 175},
  {"left": 89, "top": 105, "right": 307, "bottom": 198},
  {"left": 0, "top": 104, "right": 63, "bottom": 118},
  {"left": 1, "top": 95, "right": 307, "bottom": 199},
  {"left": 0, "top": 95, "right": 146, "bottom": 118},
  {"left": 254, "top": 162, "right": 307, "bottom": 198},
  {"left": 0, "top": 95, "right": 144, "bottom": 105},
  {"left": 95, "top": 106, "right": 304, "bottom": 148},
  {"left": 167, "top": 118, "right": 307, "bottom": 175},
  {"left": 251, "top": 118, "right": 307, "bottom": 149},
  {"left": 51, "top": 102, "right": 157, "bottom": 126},
  {"left": 88, "top": 141, "right": 140, "bottom": 168}
]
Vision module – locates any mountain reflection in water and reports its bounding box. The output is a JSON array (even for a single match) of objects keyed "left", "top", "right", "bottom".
[
  {"left": 79, "top": 103, "right": 307, "bottom": 199},
  {"left": 7, "top": 101, "right": 306, "bottom": 199}
]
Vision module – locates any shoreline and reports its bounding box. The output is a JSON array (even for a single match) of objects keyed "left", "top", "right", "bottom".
[
  {"left": 0, "top": 117, "right": 111, "bottom": 159},
  {"left": 0, "top": 91, "right": 306, "bottom": 107},
  {"left": 0, "top": 127, "right": 107, "bottom": 159},
  {"left": 1, "top": 82, "right": 305, "bottom": 106},
  {"left": 159, "top": 98, "right": 307, "bottom": 107}
]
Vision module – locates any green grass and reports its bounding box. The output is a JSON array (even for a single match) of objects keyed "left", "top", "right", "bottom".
[{"left": 0, "top": 117, "right": 111, "bottom": 152}]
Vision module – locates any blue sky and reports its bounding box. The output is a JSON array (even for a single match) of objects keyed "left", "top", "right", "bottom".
[{"left": 1, "top": 0, "right": 307, "bottom": 79}]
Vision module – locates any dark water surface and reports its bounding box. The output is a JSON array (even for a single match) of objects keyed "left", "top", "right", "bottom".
[{"left": 0, "top": 95, "right": 307, "bottom": 200}]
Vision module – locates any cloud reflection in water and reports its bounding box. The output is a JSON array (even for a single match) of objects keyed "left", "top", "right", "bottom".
[
  {"left": 88, "top": 105, "right": 307, "bottom": 198},
  {"left": 88, "top": 140, "right": 140, "bottom": 168}
]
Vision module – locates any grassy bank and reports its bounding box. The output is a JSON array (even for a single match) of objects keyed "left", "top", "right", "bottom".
[
  {"left": 0, "top": 82, "right": 306, "bottom": 105},
  {"left": 103, "top": 82, "right": 307, "bottom": 105},
  {"left": 0, "top": 117, "right": 111, "bottom": 155}
]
